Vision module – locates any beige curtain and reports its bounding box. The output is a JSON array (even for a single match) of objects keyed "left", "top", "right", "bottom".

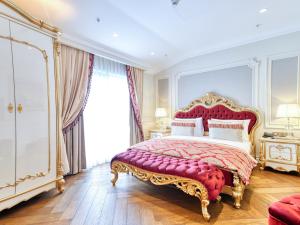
[
  {"left": 59, "top": 45, "right": 91, "bottom": 174},
  {"left": 133, "top": 68, "right": 143, "bottom": 112},
  {"left": 63, "top": 116, "right": 86, "bottom": 174},
  {"left": 127, "top": 66, "right": 144, "bottom": 145}
]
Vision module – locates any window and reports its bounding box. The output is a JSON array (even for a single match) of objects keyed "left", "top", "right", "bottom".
[{"left": 84, "top": 57, "right": 129, "bottom": 167}]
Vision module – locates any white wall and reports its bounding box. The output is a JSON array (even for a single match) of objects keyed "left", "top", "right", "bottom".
[
  {"left": 177, "top": 65, "right": 253, "bottom": 108},
  {"left": 153, "top": 31, "right": 300, "bottom": 157},
  {"left": 142, "top": 73, "right": 155, "bottom": 139}
]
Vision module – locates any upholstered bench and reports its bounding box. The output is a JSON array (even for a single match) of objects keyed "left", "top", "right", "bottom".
[
  {"left": 111, "top": 150, "right": 225, "bottom": 221},
  {"left": 268, "top": 194, "right": 300, "bottom": 225}
]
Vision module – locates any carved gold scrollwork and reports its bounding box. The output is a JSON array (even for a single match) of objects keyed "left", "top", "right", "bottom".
[
  {"left": 15, "top": 172, "right": 47, "bottom": 185},
  {"left": 111, "top": 161, "right": 211, "bottom": 221},
  {"left": 0, "top": 183, "right": 15, "bottom": 191},
  {"left": 269, "top": 144, "right": 293, "bottom": 162},
  {"left": 175, "top": 92, "right": 261, "bottom": 158},
  {"left": 177, "top": 92, "right": 257, "bottom": 113},
  {"left": 259, "top": 141, "right": 266, "bottom": 170},
  {"left": 0, "top": 172, "right": 48, "bottom": 191},
  {"left": 232, "top": 172, "right": 245, "bottom": 209}
]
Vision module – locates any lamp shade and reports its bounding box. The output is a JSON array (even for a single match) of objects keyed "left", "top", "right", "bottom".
[
  {"left": 276, "top": 104, "right": 300, "bottom": 118},
  {"left": 155, "top": 108, "right": 167, "bottom": 118}
]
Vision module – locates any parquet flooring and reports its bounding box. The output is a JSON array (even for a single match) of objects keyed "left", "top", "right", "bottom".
[{"left": 0, "top": 164, "right": 299, "bottom": 225}]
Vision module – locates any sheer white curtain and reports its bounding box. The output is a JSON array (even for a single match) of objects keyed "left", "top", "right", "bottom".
[{"left": 84, "top": 56, "right": 130, "bottom": 167}]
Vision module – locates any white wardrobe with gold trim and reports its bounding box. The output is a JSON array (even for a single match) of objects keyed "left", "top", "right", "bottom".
[{"left": 0, "top": 1, "right": 64, "bottom": 211}]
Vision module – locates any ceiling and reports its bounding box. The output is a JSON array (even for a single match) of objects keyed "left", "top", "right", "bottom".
[{"left": 10, "top": 0, "right": 300, "bottom": 73}]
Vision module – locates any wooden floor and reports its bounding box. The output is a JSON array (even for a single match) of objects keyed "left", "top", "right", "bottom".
[{"left": 0, "top": 165, "right": 299, "bottom": 225}]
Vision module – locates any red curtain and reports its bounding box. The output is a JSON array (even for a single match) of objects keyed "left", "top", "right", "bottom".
[{"left": 126, "top": 65, "right": 144, "bottom": 143}]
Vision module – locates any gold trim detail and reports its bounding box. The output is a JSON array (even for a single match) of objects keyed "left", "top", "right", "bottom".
[
  {"left": 53, "top": 40, "right": 65, "bottom": 193},
  {"left": 111, "top": 161, "right": 211, "bottom": 221},
  {"left": 274, "top": 167, "right": 288, "bottom": 172},
  {"left": 0, "top": 0, "right": 59, "bottom": 33},
  {"left": 0, "top": 34, "right": 51, "bottom": 189},
  {"left": 260, "top": 138, "right": 300, "bottom": 173},
  {"left": 7, "top": 103, "right": 13, "bottom": 113},
  {"left": 15, "top": 172, "right": 46, "bottom": 185},
  {"left": 0, "top": 172, "right": 46, "bottom": 191},
  {"left": 232, "top": 172, "right": 245, "bottom": 209},
  {"left": 259, "top": 141, "right": 266, "bottom": 170},
  {"left": 175, "top": 92, "right": 261, "bottom": 157},
  {"left": 0, "top": 1, "right": 64, "bottom": 202},
  {"left": 0, "top": 183, "right": 15, "bottom": 191},
  {"left": 0, "top": 178, "right": 60, "bottom": 203},
  {"left": 17, "top": 103, "right": 22, "bottom": 113},
  {"left": 268, "top": 144, "right": 293, "bottom": 162}
]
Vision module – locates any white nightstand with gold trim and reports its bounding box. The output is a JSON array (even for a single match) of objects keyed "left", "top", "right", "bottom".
[
  {"left": 260, "top": 137, "right": 300, "bottom": 173},
  {"left": 150, "top": 129, "right": 171, "bottom": 139}
]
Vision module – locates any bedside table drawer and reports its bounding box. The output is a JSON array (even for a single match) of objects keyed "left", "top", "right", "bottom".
[{"left": 265, "top": 143, "right": 297, "bottom": 164}]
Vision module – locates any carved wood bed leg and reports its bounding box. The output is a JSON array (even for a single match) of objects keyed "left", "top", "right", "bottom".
[
  {"left": 111, "top": 161, "right": 213, "bottom": 221},
  {"left": 201, "top": 200, "right": 211, "bottom": 221},
  {"left": 232, "top": 172, "right": 245, "bottom": 209},
  {"left": 111, "top": 169, "right": 118, "bottom": 186}
]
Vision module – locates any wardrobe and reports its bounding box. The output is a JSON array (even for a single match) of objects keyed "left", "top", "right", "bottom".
[{"left": 0, "top": 1, "right": 64, "bottom": 211}]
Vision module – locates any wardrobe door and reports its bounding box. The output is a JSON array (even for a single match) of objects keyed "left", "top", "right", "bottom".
[
  {"left": 0, "top": 17, "right": 16, "bottom": 199},
  {"left": 10, "top": 22, "right": 55, "bottom": 193}
]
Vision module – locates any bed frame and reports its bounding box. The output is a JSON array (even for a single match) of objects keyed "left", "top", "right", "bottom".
[{"left": 111, "top": 92, "right": 260, "bottom": 215}]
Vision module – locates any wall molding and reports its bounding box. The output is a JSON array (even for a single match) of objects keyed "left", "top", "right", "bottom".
[
  {"left": 155, "top": 74, "right": 172, "bottom": 118},
  {"left": 171, "top": 58, "right": 260, "bottom": 116},
  {"left": 265, "top": 51, "right": 300, "bottom": 129}
]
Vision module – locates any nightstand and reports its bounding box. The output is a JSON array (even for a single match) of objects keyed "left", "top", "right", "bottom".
[
  {"left": 150, "top": 129, "right": 171, "bottom": 139},
  {"left": 260, "top": 137, "right": 300, "bottom": 173}
]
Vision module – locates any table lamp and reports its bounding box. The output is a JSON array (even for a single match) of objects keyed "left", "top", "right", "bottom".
[{"left": 276, "top": 103, "right": 300, "bottom": 137}]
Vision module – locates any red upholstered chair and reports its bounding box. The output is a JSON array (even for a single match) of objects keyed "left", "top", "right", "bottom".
[{"left": 268, "top": 194, "right": 300, "bottom": 225}]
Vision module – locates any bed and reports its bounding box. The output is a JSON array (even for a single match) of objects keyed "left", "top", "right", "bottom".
[{"left": 111, "top": 92, "right": 260, "bottom": 221}]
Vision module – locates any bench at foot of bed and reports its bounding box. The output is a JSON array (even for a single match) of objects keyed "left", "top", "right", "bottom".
[{"left": 110, "top": 154, "right": 225, "bottom": 222}]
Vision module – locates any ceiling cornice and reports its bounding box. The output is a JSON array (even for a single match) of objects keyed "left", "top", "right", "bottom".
[
  {"left": 60, "top": 33, "right": 150, "bottom": 71},
  {"left": 157, "top": 26, "right": 300, "bottom": 74}
]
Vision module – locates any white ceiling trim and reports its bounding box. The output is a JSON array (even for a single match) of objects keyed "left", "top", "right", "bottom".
[
  {"left": 159, "top": 25, "right": 300, "bottom": 74},
  {"left": 60, "top": 33, "right": 150, "bottom": 71}
]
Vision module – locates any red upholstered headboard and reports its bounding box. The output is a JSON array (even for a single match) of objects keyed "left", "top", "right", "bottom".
[{"left": 174, "top": 93, "right": 260, "bottom": 135}]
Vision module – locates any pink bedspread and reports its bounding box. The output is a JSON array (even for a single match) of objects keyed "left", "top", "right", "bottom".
[{"left": 128, "top": 138, "right": 257, "bottom": 184}]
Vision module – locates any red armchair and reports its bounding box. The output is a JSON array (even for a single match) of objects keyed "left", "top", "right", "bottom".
[{"left": 268, "top": 194, "right": 300, "bottom": 225}]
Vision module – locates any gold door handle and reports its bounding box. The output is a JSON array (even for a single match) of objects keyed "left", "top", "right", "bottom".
[
  {"left": 7, "top": 103, "right": 14, "bottom": 113},
  {"left": 17, "top": 104, "right": 23, "bottom": 113}
]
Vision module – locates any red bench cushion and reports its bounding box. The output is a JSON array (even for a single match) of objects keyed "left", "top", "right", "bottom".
[
  {"left": 269, "top": 194, "right": 300, "bottom": 225},
  {"left": 111, "top": 150, "right": 225, "bottom": 200}
]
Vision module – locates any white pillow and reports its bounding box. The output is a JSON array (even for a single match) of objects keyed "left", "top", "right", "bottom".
[
  {"left": 171, "top": 120, "right": 195, "bottom": 136},
  {"left": 208, "top": 120, "right": 244, "bottom": 142},
  {"left": 174, "top": 117, "right": 204, "bottom": 137},
  {"left": 211, "top": 119, "right": 250, "bottom": 142}
]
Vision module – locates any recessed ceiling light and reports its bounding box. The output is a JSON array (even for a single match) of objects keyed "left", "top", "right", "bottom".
[
  {"left": 256, "top": 24, "right": 262, "bottom": 28},
  {"left": 112, "top": 32, "right": 119, "bottom": 38},
  {"left": 150, "top": 52, "right": 155, "bottom": 56},
  {"left": 259, "top": 8, "right": 267, "bottom": 14}
]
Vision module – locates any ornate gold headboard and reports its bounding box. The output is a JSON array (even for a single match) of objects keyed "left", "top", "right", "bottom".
[{"left": 174, "top": 92, "right": 261, "bottom": 157}]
